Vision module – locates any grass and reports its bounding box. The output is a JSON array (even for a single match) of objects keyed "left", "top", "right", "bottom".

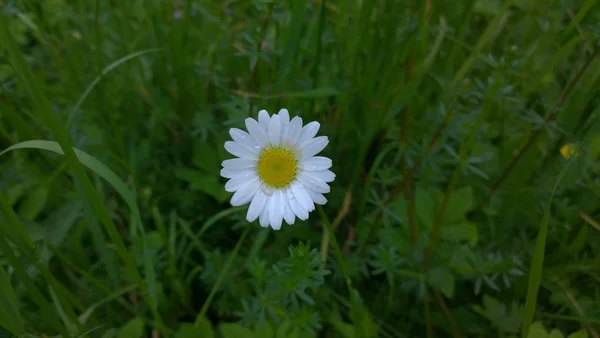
[{"left": 1, "top": 0, "right": 600, "bottom": 337}]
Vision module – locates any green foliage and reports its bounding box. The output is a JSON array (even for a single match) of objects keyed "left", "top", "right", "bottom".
[
  {"left": 1, "top": 0, "right": 600, "bottom": 337},
  {"left": 0, "top": 267, "right": 23, "bottom": 337}
]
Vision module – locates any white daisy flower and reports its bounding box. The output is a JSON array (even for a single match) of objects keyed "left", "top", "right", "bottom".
[{"left": 220, "top": 109, "right": 335, "bottom": 230}]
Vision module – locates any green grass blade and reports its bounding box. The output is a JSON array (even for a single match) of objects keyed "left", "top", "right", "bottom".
[
  {"left": 451, "top": 2, "right": 512, "bottom": 87},
  {"left": 0, "top": 140, "right": 159, "bottom": 311},
  {"left": 0, "top": 188, "right": 79, "bottom": 336},
  {"left": 0, "top": 266, "right": 24, "bottom": 337},
  {"left": 317, "top": 205, "right": 352, "bottom": 292},
  {"left": 0, "top": 234, "right": 67, "bottom": 335},
  {"left": 276, "top": 0, "right": 307, "bottom": 85},
  {"left": 49, "top": 286, "right": 78, "bottom": 336},
  {"left": 521, "top": 159, "right": 574, "bottom": 337},
  {"left": 195, "top": 225, "right": 251, "bottom": 325},
  {"left": 0, "top": 18, "right": 161, "bottom": 322},
  {"left": 67, "top": 48, "right": 163, "bottom": 126}
]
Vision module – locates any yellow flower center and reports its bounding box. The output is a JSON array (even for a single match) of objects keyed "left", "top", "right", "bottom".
[
  {"left": 258, "top": 147, "right": 297, "bottom": 189},
  {"left": 560, "top": 143, "right": 579, "bottom": 159}
]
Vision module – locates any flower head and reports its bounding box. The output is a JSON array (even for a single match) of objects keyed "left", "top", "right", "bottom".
[
  {"left": 220, "top": 109, "right": 334, "bottom": 230},
  {"left": 560, "top": 143, "right": 579, "bottom": 159}
]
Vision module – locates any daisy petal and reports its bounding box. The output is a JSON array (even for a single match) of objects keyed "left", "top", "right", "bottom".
[
  {"left": 278, "top": 109, "right": 290, "bottom": 127},
  {"left": 300, "top": 136, "right": 329, "bottom": 160},
  {"left": 287, "top": 189, "right": 309, "bottom": 220},
  {"left": 247, "top": 190, "right": 267, "bottom": 222},
  {"left": 297, "top": 121, "right": 320, "bottom": 144},
  {"left": 259, "top": 198, "right": 270, "bottom": 227},
  {"left": 224, "top": 141, "right": 256, "bottom": 159},
  {"left": 312, "top": 169, "right": 336, "bottom": 183},
  {"left": 269, "top": 190, "right": 284, "bottom": 230},
  {"left": 222, "top": 158, "right": 257, "bottom": 170},
  {"left": 301, "top": 156, "right": 332, "bottom": 171},
  {"left": 225, "top": 174, "right": 258, "bottom": 192},
  {"left": 298, "top": 172, "right": 330, "bottom": 194},
  {"left": 229, "top": 128, "right": 260, "bottom": 153},
  {"left": 245, "top": 118, "right": 270, "bottom": 146},
  {"left": 291, "top": 182, "right": 315, "bottom": 212},
  {"left": 306, "top": 188, "right": 327, "bottom": 205},
  {"left": 258, "top": 110, "right": 270, "bottom": 131},
  {"left": 220, "top": 167, "right": 253, "bottom": 179},
  {"left": 268, "top": 114, "right": 281, "bottom": 146},
  {"left": 230, "top": 179, "right": 259, "bottom": 206},
  {"left": 282, "top": 190, "right": 295, "bottom": 225},
  {"left": 284, "top": 116, "right": 303, "bottom": 144}
]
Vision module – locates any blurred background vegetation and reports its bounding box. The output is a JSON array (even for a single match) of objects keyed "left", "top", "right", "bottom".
[{"left": 1, "top": 0, "right": 600, "bottom": 337}]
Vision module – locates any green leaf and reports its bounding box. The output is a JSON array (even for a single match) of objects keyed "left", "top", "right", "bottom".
[
  {"left": 426, "top": 266, "right": 455, "bottom": 299},
  {"left": 415, "top": 186, "right": 436, "bottom": 229},
  {"left": 527, "top": 322, "right": 549, "bottom": 338},
  {"left": 117, "top": 317, "right": 144, "bottom": 338},
  {"left": 473, "top": 295, "right": 505, "bottom": 322},
  {"left": 193, "top": 142, "right": 219, "bottom": 173},
  {"left": 175, "top": 323, "right": 212, "bottom": 338},
  {"left": 440, "top": 221, "right": 478, "bottom": 245},
  {"left": 522, "top": 162, "right": 572, "bottom": 337},
  {"left": 17, "top": 186, "right": 49, "bottom": 220},
  {"left": 445, "top": 186, "right": 474, "bottom": 223},
  {"left": 276, "top": 0, "right": 307, "bottom": 85},
  {"left": 6, "top": 182, "right": 31, "bottom": 207},
  {"left": 219, "top": 323, "right": 256, "bottom": 338},
  {"left": 549, "top": 330, "right": 565, "bottom": 338},
  {"left": 175, "top": 167, "right": 229, "bottom": 202},
  {"left": 567, "top": 330, "right": 589, "bottom": 338},
  {"left": 0, "top": 267, "right": 23, "bottom": 337},
  {"left": 330, "top": 320, "right": 356, "bottom": 338},
  {"left": 349, "top": 289, "right": 379, "bottom": 338},
  {"left": 1, "top": 140, "right": 159, "bottom": 311},
  {"left": 254, "top": 321, "right": 274, "bottom": 338},
  {"left": 193, "top": 316, "right": 214, "bottom": 338}
]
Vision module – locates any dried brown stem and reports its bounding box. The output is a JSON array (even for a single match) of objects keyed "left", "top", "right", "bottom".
[
  {"left": 433, "top": 289, "right": 462, "bottom": 338},
  {"left": 555, "top": 279, "right": 600, "bottom": 338}
]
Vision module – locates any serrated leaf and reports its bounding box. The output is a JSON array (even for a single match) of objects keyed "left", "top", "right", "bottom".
[
  {"left": 193, "top": 316, "right": 214, "bottom": 338},
  {"left": 254, "top": 321, "right": 274, "bottom": 338},
  {"left": 445, "top": 186, "right": 474, "bottom": 222},
  {"left": 426, "top": 266, "right": 455, "bottom": 299},
  {"left": 330, "top": 320, "right": 356, "bottom": 338},
  {"left": 0, "top": 267, "right": 23, "bottom": 337},
  {"left": 415, "top": 186, "right": 436, "bottom": 229},
  {"left": 527, "top": 322, "right": 549, "bottom": 338},
  {"left": 482, "top": 295, "right": 506, "bottom": 321},
  {"left": 175, "top": 323, "right": 212, "bottom": 338},
  {"left": 440, "top": 221, "right": 478, "bottom": 245},
  {"left": 220, "top": 323, "right": 255, "bottom": 338},
  {"left": 567, "top": 329, "right": 589, "bottom": 338},
  {"left": 117, "top": 317, "right": 144, "bottom": 338}
]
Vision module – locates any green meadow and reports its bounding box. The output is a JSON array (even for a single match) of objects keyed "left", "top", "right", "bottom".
[{"left": 1, "top": 0, "right": 599, "bottom": 337}]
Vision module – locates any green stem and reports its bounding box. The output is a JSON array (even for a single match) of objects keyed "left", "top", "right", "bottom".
[
  {"left": 195, "top": 225, "right": 251, "bottom": 323},
  {"left": 317, "top": 205, "right": 352, "bottom": 293}
]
